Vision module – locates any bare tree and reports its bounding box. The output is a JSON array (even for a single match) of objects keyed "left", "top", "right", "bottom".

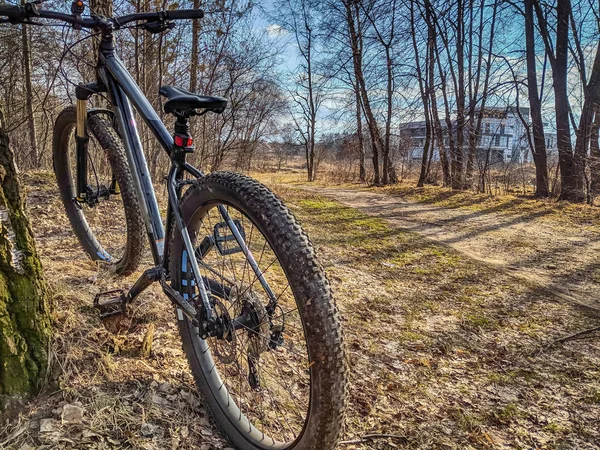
[
  {"left": 523, "top": 0, "right": 549, "bottom": 197},
  {"left": 276, "top": 0, "right": 324, "bottom": 181},
  {"left": 533, "top": 0, "right": 582, "bottom": 201}
]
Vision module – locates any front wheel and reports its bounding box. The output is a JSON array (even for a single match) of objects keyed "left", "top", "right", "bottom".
[
  {"left": 53, "top": 107, "right": 144, "bottom": 276},
  {"left": 169, "top": 172, "right": 347, "bottom": 450}
]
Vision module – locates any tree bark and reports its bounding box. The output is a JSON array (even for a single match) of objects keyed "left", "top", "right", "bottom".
[
  {"left": 344, "top": 0, "right": 381, "bottom": 184},
  {"left": 573, "top": 41, "right": 600, "bottom": 197},
  {"left": 410, "top": 0, "right": 432, "bottom": 188},
  {"left": 355, "top": 87, "right": 366, "bottom": 182},
  {"left": 524, "top": 0, "right": 549, "bottom": 197},
  {"left": 189, "top": 0, "right": 202, "bottom": 92},
  {"left": 20, "top": 4, "right": 37, "bottom": 168},
  {"left": 424, "top": 0, "right": 449, "bottom": 186},
  {"left": 553, "top": 0, "right": 581, "bottom": 201},
  {"left": 0, "top": 109, "right": 51, "bottom": 412},
  {"left": 589, "top": 109, "right": 600, "bottom": 202},
  {"left": 453, "top": 0, "right": 466, "bottom": 190}
]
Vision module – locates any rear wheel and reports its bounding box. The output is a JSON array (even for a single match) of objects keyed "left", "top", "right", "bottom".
[
  {"left": 169, "top": 172, "right": 347, "bottom": 450},
  {"left": 53, "top": 107, "right": 144, "bottom": 276}
]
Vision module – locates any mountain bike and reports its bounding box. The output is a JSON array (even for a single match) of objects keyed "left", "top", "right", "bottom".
[{"left": 0, "top": 2, "right": 347, "bottom": 448}]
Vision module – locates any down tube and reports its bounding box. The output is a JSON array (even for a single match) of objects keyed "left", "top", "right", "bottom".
[{"left": 107, "top": 76, "right": 165, "bottom": 264}]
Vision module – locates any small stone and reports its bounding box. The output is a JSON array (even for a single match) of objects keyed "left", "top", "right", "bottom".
[
  {"left": 39, "top": 418, "right": 58, "bottom": 433},
  {"left": 151, "top": 393, "right": 167, "bottom": 406},
  {"left": 140, "top": 422, "right": 157, "bottom": 437},
  {"left": 18, "top": 443, "right": 36, "bottom": 450},
  {"left": 52, "top": 405, "right": 64, "bottom": 417},
  {"left": 180, "top": 426, "right": 189, "bottom": 439},
  {"left": 159, "top": 382, "right": 172, "bottom": 393},
  {"left": 82, "top": 429, "right": 101, "bottom": 439},
  {"left": 61, "top": 404, "right": 84, "bottom": 423},
  {"left": 28, "top": 419, "right": 40, "bottom": 429}
]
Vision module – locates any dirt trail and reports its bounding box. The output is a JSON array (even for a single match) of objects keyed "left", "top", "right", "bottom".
[{"left": 299, "top": 185, "right": 600, "bottom": 311}]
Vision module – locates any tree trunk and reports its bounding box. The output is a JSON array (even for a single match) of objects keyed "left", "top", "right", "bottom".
[
  {"left": 20, "top": 7, "right": 37, "bottom": 169},
  {"left": 0, "top": 110, "right": 51, "bottom": 412},
  {"left": 344, "top": 0, "right": 381, "bottom": 184},
  {"left": 410, "top": 0, "right": 432, "bottom": 188},
  {"left": 524, "top": 0, "right": 549, "bottom": 197},
  {"left": 355, "top": 88, "right": 366, "bottom": 182},
  {"left": 189, "top": 0, "right": 201, "bottom": 92},
  {"left": 573, "top": 41, "right": 600, "bottom": 198},
  {"left": 90, "top": 0, "right": 113, "bottom": 60},
  {"left": 383, "top": 44, "right": 395, "bottom": 184},
  {"left": 553, "top": 0, "right": 581, "bottom": 201},
  {"left": 589, "top": 108, "right": 600, "bottom": 202},
  {"left": 453, "top": 0, "right": 466, "bottom": 190},
  {"left": 424, "top": 0, "right": 450, "bottom": 186}
]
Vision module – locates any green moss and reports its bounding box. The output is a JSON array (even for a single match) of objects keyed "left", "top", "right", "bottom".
[
  {"left": 492, "top": 403, "right": 522, "bottom": 424},
  {"left": 0, "top": 129, "right": 52, "bottom": 409}
]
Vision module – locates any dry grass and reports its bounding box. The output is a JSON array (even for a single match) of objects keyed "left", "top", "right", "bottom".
[
  {"left": 274, "top": 185, "right": 600, "bottom": 449},
  {"left": 1, "top": 171, "right": 230, "bottom": 450},
  {"left": 254, "top": 169, "right": 600, "bottom": 231},
  {"left": 1, "top": 171, "right": 600, "bottom": 449}
]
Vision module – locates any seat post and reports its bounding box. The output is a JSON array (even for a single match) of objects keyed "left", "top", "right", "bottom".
[{"left": 172, "top": 115, "right": 194, "bottom": 163}]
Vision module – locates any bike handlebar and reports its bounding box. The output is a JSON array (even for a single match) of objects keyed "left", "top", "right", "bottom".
[{"left": 0, "top": 3, "right": 204, "bottom": 29}]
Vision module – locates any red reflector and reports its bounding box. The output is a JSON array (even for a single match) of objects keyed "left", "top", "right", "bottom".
[{"left": 174, "top": 136, "right": 193, "bottom": 147}]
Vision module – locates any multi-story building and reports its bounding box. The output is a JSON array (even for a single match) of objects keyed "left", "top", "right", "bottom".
[{"left": 398, "top": 106, "right": 556, "bottom": 163}]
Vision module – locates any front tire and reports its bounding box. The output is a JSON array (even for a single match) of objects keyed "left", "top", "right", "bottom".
[
  {"left": 53, "top": 107, "right": 144, "bottom": 276},
  {"left": 169, "top": 172, "right": 347, "bottom": 450}
]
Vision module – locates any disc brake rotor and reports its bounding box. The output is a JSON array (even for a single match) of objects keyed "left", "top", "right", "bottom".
[
  {"left": 212, "top": 298, "right": 237, "bottom": 364},
  {"left": 230, "top": 286, "right": 271, "bottom": 390}
]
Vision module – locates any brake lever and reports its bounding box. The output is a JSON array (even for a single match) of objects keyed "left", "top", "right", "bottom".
[{"left": 142, "top": 20, "right": 175, "bottom": 34}]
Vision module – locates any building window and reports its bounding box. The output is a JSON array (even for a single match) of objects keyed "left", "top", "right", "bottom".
[
  {"left": 494, "top": 135, "right": 500, "bottom": 146},
  {"left": 500, "top": 124, "right": 505, "bottom": 135}
]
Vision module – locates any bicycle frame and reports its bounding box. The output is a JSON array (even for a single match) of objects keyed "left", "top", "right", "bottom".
[{"left": 75, "top": 33, "right": 275, "bottom": 326}]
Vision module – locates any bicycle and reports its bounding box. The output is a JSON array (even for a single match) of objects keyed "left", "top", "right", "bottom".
[{"left": 0, "top": 2, "right": 347, "bottom": 448}]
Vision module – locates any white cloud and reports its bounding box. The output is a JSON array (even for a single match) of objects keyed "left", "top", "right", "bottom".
[{"left": 266, "top": 24, "right": 288, "bottom": 37}]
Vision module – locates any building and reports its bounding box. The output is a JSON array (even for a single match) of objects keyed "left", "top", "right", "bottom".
[{"left": 399, "top": 106, "right": 556, "bottom": 164}]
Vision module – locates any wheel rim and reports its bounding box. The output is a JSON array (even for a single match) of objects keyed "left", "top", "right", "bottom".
[
  {"left": 180, "top": 202, "right": 312, "bottom": 448},
  {"left": 64, "top": 118, "right": 128, "bottom": 263}
]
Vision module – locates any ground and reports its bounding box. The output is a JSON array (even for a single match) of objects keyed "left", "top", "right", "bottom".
[{"left": 1, "top": 171, "right": 600, "bottom": 449}]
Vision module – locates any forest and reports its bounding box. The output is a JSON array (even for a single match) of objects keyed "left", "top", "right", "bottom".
[
  {"left": 1, "top": 0, "right": 600, "bottom": 200},
  {"left": 1, "top": 0, "right": 600, "bottom": 449}
]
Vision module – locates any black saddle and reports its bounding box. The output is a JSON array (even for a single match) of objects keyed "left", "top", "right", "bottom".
[{"left": 159, "top": 85, "right": 228, "bottom": 116}]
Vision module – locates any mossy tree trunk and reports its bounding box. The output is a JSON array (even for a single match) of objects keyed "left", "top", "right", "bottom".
[{"left": 0, "top": 109, "right": 51, "bottom": 411}]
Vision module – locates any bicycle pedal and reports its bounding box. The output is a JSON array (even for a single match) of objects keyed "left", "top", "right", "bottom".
[{"left": 94, "top": 289, "right": 127, "bottom": 319}]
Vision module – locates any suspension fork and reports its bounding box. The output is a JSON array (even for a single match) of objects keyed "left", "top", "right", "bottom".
[{"left": 75, "top": 98, "right": 88, "bottom": 201}]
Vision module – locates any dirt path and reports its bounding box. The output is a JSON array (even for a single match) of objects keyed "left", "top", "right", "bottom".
[{"left": 298, "top": 185, "right": 600, "bottom": 311}]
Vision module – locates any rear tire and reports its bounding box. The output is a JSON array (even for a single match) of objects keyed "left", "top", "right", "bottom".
[
  {"left": 53, "top": 107, "right": 144, "bottom": 276},
  {"left": 169, "top": 171, "right": 347, "bottom": 450}
]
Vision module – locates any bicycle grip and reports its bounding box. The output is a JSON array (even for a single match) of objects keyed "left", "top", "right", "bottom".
[
  {"left": 166, "top": 9, "right": 204, "bottom": 20},
  {"left": 0, "top": 4, "right": 25, "bottom": 21}
]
